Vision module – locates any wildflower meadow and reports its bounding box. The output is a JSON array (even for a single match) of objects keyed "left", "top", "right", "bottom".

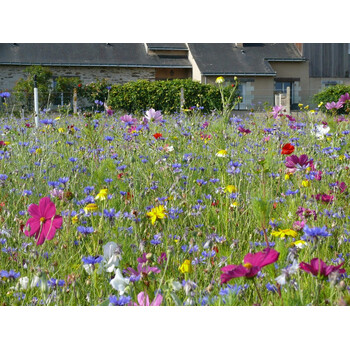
[{"left": 1, "top": 83, "right": 350, "bottom": 308}]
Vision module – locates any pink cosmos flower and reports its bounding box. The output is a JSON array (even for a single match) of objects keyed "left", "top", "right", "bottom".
[
  {"left": 338, "top": 93, "right": 350, "bottom": 104},
  {"left": 120, "top": 114, "right": 138, "bottom": 125},
  {"left": 220, "top": 248, "right": 279, "bottom": 284},
  {"left": 285, "top": 154, "right": 314, "bottom": 173},
  {"left": 293, "top": 220, "right": 306, "bottom": 231},
  {"left": 131, "top": 291, "right": 163, "bottom": 306},
  {"left": 325, "top": 101, "right": 344, "bottom": 110},
  {"left": 272, "top": 105, "right": 283, "bottom": 118},
  {"left": 24, "top": 197, "right": 63, "bottom": 246},
  {"left": 299, "top": 258, "right": 346, "bottom": 277},
  {"left": 144, "top": 108, "right": 163, "bottom": 123},
  {"left": 50, "top": 188, "right": 64, "bottom": 200}
]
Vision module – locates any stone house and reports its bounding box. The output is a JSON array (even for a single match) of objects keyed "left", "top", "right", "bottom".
[{"left": 1, "top": 43, "right": 346, "bottom": 110}]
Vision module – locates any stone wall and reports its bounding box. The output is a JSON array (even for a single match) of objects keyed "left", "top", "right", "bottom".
[{"left": 0, "top": 65, "right": 156, "bottom": 91}]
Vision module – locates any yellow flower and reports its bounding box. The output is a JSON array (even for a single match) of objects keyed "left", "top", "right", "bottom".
[
  {"left": 318, "top": 102, "right": 323, "bottom": 108},
  {"left": 35, "top": 148, "right": 42, "bottom": 155},
  {"left": 304, "top": 105, "right": 309, "bottom": 110},
  {"left": 215, "top": 76, "right": 225, "bottom": 84},
  {"left": 71, "top": 215, "right": 79, "bottom": 224},
  {"left": 301, "top": 180, "right": 310, "bottom": 188},
  {"left": 310, "top": 110, "right": 316, "bottom": 114},
  {"left": 298, "top": 103, "right": 303, "bottom": 108},
  {"left": 4, "top": 141, "right": 10, "bottom": 146},
  {"left": 271, "top": 229, "right": 298, "bottom": 238},
  {"left": 225, "top": 185, "right": 237, "bottom": 193},
  {"left": 146, "top": 205, "right": 167, "bottom": 225},
  {"left": 55, "top": 117, "right": 61, "bottom": 120},
  {"left": 216, "top": 149, "right": 228, "bottom": 157},
  {"left": 285, "top": 173, "right": 291, "bottom": 180},
  {"left": 290, "top": 240, "right": 307, "bottom": 248},
  {"left": 230, "top": 201, "right": 238, "bottom": 208},
  {"left": 84, "top": 203, "right": 98, "bottom": 214},
  {"left": 179, "top": 260, "right": 193, "bottom": 274},
  {"left": 339, "top": 155, "right": 345, "bottom": 161},
  {"left": 95, "top": 188, "right": 108, "bottom": 201},
  {"left": 58, "top": 128, "right": 65, "bottom": 133},
  {"left": 327, "top": 137, "right": 332, "bottom": 142}
]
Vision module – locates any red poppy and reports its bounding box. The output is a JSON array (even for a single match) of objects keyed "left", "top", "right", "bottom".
[
  {"left": 117, "top": 173, "right": 124, "bottom": 179},
  {"left": 281, "top": 143, "right": 295, "bottom": 155},
  {"left": 153, "top": 133, "right": 163, "bottom": 139}
]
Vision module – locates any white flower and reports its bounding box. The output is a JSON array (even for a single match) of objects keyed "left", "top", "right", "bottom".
[
  {"left": 110, "top": 268, "right": 129, "bottom": 295},
  {"left": 19, "top": 277, "right": 29, "bottom": 290},
  {"left": 275, "top": 260, "right": 299, "bottom": 286},
  {"left": 171, "top": 281, "right": 182, "bottom": 292},
  {"left": 100, "top": 242, "right": 121, "bottom": 273},
  {"left": 312, "top": 125, "right": 330, "bottom": 140}
]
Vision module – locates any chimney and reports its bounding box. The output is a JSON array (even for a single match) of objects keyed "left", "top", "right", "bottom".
[{"left": 295, "top": 43, "right": 303, "bottom": 55}]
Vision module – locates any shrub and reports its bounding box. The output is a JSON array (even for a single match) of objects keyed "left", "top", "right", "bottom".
[
  {"left": 313, "top": 84, "right": 350, "bottom": 114},
  {"left": 108, "top": 79, "right": 238, "bottom": 114}
]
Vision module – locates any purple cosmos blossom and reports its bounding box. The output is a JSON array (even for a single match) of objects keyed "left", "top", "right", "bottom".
[
  {"left": 325, "top": 101, "right": 344, "bottom": 110},
  {"left": 238, "top": 126, "right": 251, "bottom": 134},
  {"left": 144, "top": 108, "right": 163, "bottom": 123},
  {"left": 285, "top": 154, "right": 314, "bottom": 173},
  {"left": 220, "top": 248, "right": 280, "bottom": 283},
  {"left": 339, "top": 93, "right": 350, "bottom": 104},
  {"left": 124, "top": 263, "right": 161, "bottom": 279},
  {"left": 120, "top": 114, "right": 138, "bottom": 125},
  {"left": 300, "top": 258, "right": 346, "bottom": 277},
  {"left": 272, "top": 105, "right": 284, "bottom": 118}
]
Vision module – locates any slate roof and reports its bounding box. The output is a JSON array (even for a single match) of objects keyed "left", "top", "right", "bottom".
[
  {"left": 0, "top": 43, "right": 191, "bottom": 68},
  {"left": 146, "top": 43, "right": 188, "bottom": 51},
  {"left": 188, "top": 43, "right": 306, "bottom": 76}
]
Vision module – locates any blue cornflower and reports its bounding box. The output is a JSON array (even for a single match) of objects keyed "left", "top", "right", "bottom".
[
  {"left": 58, "top": 177, "right": 69, "bottom": 184},
  {"left": 109, "top": 295, "right": 131, "bottom": 306},
  {"left": 0, "top": 174, "right": 8, "bottom": 181},
  {"left": 266, "top": 282, "right": 278, "bottom": 293},
  {"left": 69, "top": 157, "right": 78, "bottom": 162},
  {"left": 301, "top": 225, "right": 332, "bottom": 241},
  {"left": 47, "top": 278, "right": 65, "bottom": 288},
  {"left": 84, "top": 186, "right": 95, "bottom": 194},
  {"left": 82, "top": 256, "right": 103, "bottom": 265},
  {"left": 77, "top": 226, "right": 94, "bottom": 235},
  {"left": 105, "top": 136, "right": 114, "bottom": 142}
]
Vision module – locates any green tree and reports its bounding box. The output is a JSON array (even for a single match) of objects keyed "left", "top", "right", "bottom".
[{"left": 13, "top": 66, "right": 53, "bottom": 111}]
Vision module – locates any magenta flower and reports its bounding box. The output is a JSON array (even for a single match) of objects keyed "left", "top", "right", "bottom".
[
  {"left": 272, "top": 105, "right": 283, "bottom": 118},
  {"left": 293, "top": 220, "right": 306, "bottom": 231},
  {"left": 338, "top": 93, "right": 350, "bottom": 104},
  {"left": 238, "top": 126, "right": 251, "bottom": 134},
  {"left": 299, "top": 258, "right": 346, "bottom": 277},
  {"left": 285, "top": 154, "right": 314, "bottom": 173},
  {"left": 325, "top": 101, "right": 344, "bottom": 110},
  {"left": 312, "top": 193, "right": 334, "bottom": 203},
  {"left": 24, "top": 197, "right": 63, "bottom": 246},
  {"left": 336, "top": 181, "right": 347, "bottom": 193},
  {"left": 131, "top": 291, "right": 163, "bottom": 306},
  {"left": 220, "top": 248, "right": 279, "bottom": 284},
  {"left": 124, "top": 263, "right": 161, "bottom": 279}
]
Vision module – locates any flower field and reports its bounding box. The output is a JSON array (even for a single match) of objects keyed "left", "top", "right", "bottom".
[{"left": 1, "top": 98, "right": 350, "bottom": 306}]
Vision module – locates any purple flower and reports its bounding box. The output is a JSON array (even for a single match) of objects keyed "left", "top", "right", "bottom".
[
  {"left": 325, "top": 101, "right": 344, "bottom": 110},
  {"left": 338, "top": 93, "right": 350, "bottom": 104},
  {"left": 144, "top": 108, "right": 163, "bottom": 123},
  {"left": 300, "top": 258, "right": 345, "bottom": 277},
  {"left": 285, "top": 154, "right": 313, "bottom": 173},
  {"left": 272, "top": 105, "right": 283, "bottom": 118}
]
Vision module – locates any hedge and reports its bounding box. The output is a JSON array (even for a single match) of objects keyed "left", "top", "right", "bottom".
[
  {"left": 313, "top": 84, "right": 350, "bottom": 114},
  {"left": 107, "top": 79, "right": 238, "bottom": 114}
]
